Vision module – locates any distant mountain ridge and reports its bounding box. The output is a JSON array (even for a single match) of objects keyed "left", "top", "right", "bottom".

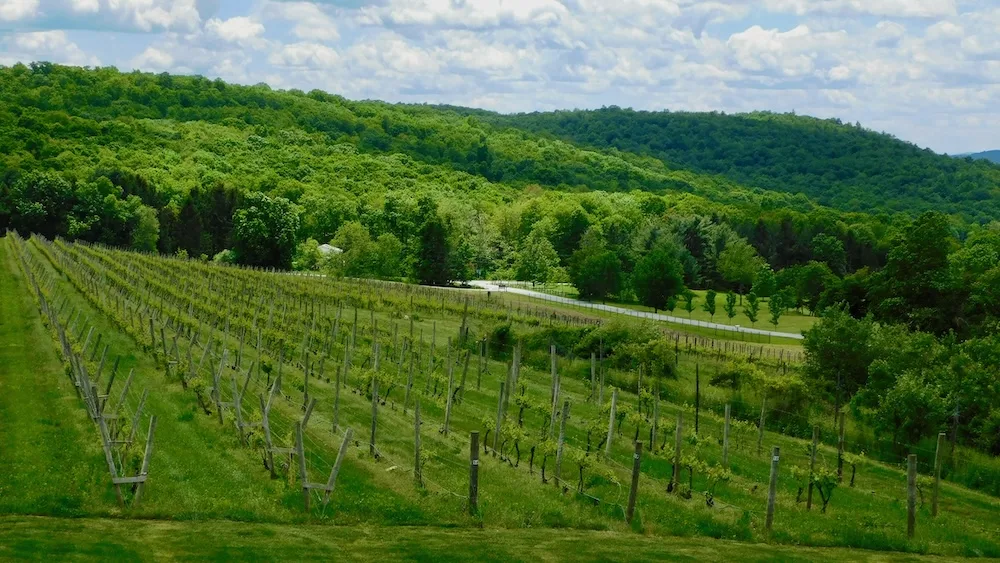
[
  {"left": 958, "top": 150, "right": 1000, "bottom": 164},
  {"left": 467, "top": 107, "right": 1000, "bottom": 223}
]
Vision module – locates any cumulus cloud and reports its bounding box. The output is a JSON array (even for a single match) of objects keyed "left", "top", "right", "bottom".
[
  {"left": 264, "top": 1, "right": 339, "bottom": 42},
  {"left": 269, "top": 41, "right": 340, "bottom": 68},
  {"left": 0, "top": 0, "right": 40, "bottom": 21},
  {"left": 0, "top": 0, "right": 998, "bottom": 153},
  {"left": 205, "top": 16, "right": 266, "bottom": 47},
  {"left": 1, "top": 30, "right": 99, "bottom": 66}
]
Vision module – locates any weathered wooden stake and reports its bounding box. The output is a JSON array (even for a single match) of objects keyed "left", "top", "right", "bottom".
[
  {"left": 837, "top": 410, "right": 846, "bottom": 481},
  {"left": 695, "top": 364, "right": 700, "bottom": 434},
  {"left": 469, "top": 431, "right": 480, "bottom": 515},
  {"left": 933, "top": 431, "right": 944, "bottom": 517},
  {"left": 133, "top": 414, "right": 157, "bottom": 504},
  {"left": 807, "top": 425, "right": 818, "bottom": 510},
  {"left": 414, "top": 399, "right": 423, "bottom": 487},
  {"left": 907, "top": 453, "right": 917, "bottom": 538},
  {"left": 757, "top": 392, "right": 767, "bottom": 456},
  {"left": 766, "top": 446, "right": 780, "bottom": 534},
  {"left": 493, "top": 382, "right": 505, "bottom": 452},
  {"left": 672, "top": 413, "right": 683, "bottom": 489},
  {"left": 296, "top": 421, "right": 309, "bottom": 512},
  {"left": 626, "top": 441, "right": 642, "bottom": 523},
  {"left": 369, "top": 370, "right": 379, "bottom": 457},
  {"left": 554, "top": 400, "right": 570, "bottom": 487},
  {"left": 722, "top": 404, "right": 731, "bottom": 468},
  {"left": 604, "top": 389, "right": 618, "bottom": 456},
  {"left": 323, "top": 428, "right": 353, "bottom": 507}
]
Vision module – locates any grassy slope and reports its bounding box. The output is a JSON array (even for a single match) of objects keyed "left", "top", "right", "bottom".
[
  {"left": 0, "top": 516, "right": 973, "bottom": 562},
  {"left": 3, "top": 236, "right": 1000, "bottom": 560},
  {"left": 0, "top": 241, "right": 109, "bottom": 516}
]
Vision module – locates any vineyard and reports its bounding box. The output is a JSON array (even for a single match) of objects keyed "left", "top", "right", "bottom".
[{"left": 2, "top": 232, "right": 999, "bottom": 559}]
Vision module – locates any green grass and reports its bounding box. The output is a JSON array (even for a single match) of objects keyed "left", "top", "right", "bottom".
[
  {"left": 0, "top": 515, "right": 972, "bottom": 562},
  {"left": 0, "top": 241, "right": 108, "bottom": 517},
  {"left": 3, "top": 235, "right": 1000, "bottom": 560},
  {"left": 514, "top": 282, "right": 817, "bottom": 337}
]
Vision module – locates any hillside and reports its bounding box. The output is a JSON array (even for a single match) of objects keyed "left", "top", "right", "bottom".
[
  {"left": 470, "top": 107, "right": 1000, "bottom": 223},
  {"left": 962, "top": 150, "right": 1000, "bottom": 164},
  {"left": 0, "top": 64, "right": 895, "bottom": 280}
]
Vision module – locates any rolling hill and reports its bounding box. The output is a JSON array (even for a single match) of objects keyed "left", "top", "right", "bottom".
[{"left": 469, "top": 107, "right": 1000, "bottom": 223}]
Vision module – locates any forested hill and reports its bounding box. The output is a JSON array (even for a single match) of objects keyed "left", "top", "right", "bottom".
[
  {"left": 962, "top": 150, "right": 1000, "bottom": 164},
  {"left": 467, "top": 107, "right": 1000, "bottom": 223}
]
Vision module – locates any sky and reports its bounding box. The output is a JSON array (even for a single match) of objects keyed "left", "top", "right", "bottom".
[{"left": 1, "top": 0, "right": 998, "bottom": 155}]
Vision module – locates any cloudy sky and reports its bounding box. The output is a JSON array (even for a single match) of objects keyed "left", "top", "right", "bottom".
[{"left": 1, "top": 0, "right": 997, "bottom": 154}]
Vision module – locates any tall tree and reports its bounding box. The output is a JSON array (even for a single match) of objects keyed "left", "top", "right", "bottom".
[
  {"left": 632, "top": 242, "right": 685, "bottom": 312},
  {"left": 718, "top": 238, "right": 766, "bottom": 298},
  {"left": 415, "top": 208, "right": 451, "bottom": 286},
  {"left": 744, "top": 292, "right": 760, "bottom": 328},
  {"left": 724, "top": 292, "right": 738, "bottom": 324},
  {"left": 232, "top": 192, "right": 300, "bottom": 269},
  {"left": 515, "top": 229, "right": 560, "bottom": 286},
  {"left": 702, "top": 289, "right": 717, "bottom": 323}
]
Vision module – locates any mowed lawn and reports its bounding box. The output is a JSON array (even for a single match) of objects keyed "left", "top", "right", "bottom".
[
  {"left": 0, "top": 241, "right": 110, "bottom": 517},
  {"left": 0, "top": 515, "right": 968, "bottom": 562},
  {"left": 512, "top": 283, "right": 818, "bottom": 335}
]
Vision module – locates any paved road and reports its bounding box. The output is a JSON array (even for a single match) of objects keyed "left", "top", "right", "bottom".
[{"left": 468, "top": 280, "right": 804, "bottom": 341}]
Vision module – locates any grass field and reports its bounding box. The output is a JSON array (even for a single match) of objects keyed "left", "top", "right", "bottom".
[
  {"left": 0, "top": 515, "right": 969, "bottom": 562},
  {"left": 511, "top": 282, "right": 817, "bottom": 332},
  {"left": 2, "top": 234, "right": 999, "bottom": 561}
]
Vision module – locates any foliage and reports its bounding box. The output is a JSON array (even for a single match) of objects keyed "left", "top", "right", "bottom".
[
  {"left": 232, "top": 192, "right": 300, "bottom": 269},
  {"left": 632, "top": 242, "right": 685, "bottom": 312}
]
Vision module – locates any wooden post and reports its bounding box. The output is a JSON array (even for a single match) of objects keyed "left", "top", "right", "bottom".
[
  {"left": 651, "top": 384, "right": 659, "bottom": 452},
  {"left": 469, "top": 431, "right": 480, "bottom": 515},
  {"left": 414, "top": 399, "right": 423, "bottom": 487},
  {"left": 443, "top": 351, "right": 455, "bottom": 435},
  {"left": 837, "top": 410, "right": 846, "bottom": 481},
  {"left": 459, "top": 350, "right": 470, "bottom": 401},
  {"left": 757, "top": 393, "right": 767, "bottom": 456},
  {"left": 722, "top": 404, "right": 731, "bottom": 469},
  {"left": 807, "top": 425, "right": 818, "bottom": 510},
  {"left": 626, "top": 441, "right": 642, "bottom": 523},
  {"left": 554, "top": 400, "right": 570, "bottom": 487},
  {"left": 477, "top": 338, "right": 485, "bottom": 391},
  {"left": 604, "top": 389, "right": 618, "bottom": 456},
  {"left": 590, "top": 352, "right": 596, "bottom": 402},
  {"left": 404, "top": 347, "right": 414, "bottom": 414},
  {"left": 296, "top": 421, "right": 309, "bottom": 512},
  {"left": 323, "top": 428, "right": 353, "bottom": 507},
  {"left": 259, "top": 395, "right": 276, "bottom": 479},
  {"left": 549, "top": 344, "right": 559, "bottom": 438},
  {"left": 766, "top": 446, "right": 780, "bottom": 534},
  {"left": 907, "top": 453, "right": 917, "bottom": 538},
  {"left": 672, "top": 413, "right": 683, "bottom": 489},
  {"left": 695, "top": 364, "right": 700, "bottom": 435},
  {"left": 933, "top": 431, "right": 944, "bottom": 517},
  {"left": 232, "top": 375, "right": 245, "bottom": 445},
  {"left": 493, "top": 382, "right": 505, "bottom": 452},
  {"left": 132, "top": 415, "right": 158, "bottom": 505},
  {"left": 370, "top": 369, "right": 379, "bottom": 457}
]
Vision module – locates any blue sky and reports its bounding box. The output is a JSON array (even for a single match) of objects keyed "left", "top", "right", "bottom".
[{"left": 2, "top": 0, "right": 998, "bottom": 154}]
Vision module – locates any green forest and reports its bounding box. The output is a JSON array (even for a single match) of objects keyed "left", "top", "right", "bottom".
[
  {"left": 1, "top": 63, "right": 1000, "bottom": 458},
  {"left": 474, "top": 107, "right": 1000, "bottom": 223}
]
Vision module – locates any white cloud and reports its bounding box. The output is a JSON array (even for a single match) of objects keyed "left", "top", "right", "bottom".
[
  {"left": 131, "top": 45, "right": 174, "bottom": 70},
  {"left": 70, "top": 0, "right": 99, "bottom": 13},
  {"left": 264, "top": 1, "right": 339, "bottom": 42},
  {"left": 0, "top": 0, "right": 39, "bottom": 21},
  {"left": 358, "top": 0, "right": 569, "bottom": 29},
  {"left": 759, "top": 0, "right": 957, "bottom": 18},
  {"left": 4, "top": 30, "right": 100, "bottom": 66},
  {"left": 205, "top": 16, "right": 265, "bottom": 46},
  {"left": 269, "top": 41, "right": 340, "bottom": 68}
]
